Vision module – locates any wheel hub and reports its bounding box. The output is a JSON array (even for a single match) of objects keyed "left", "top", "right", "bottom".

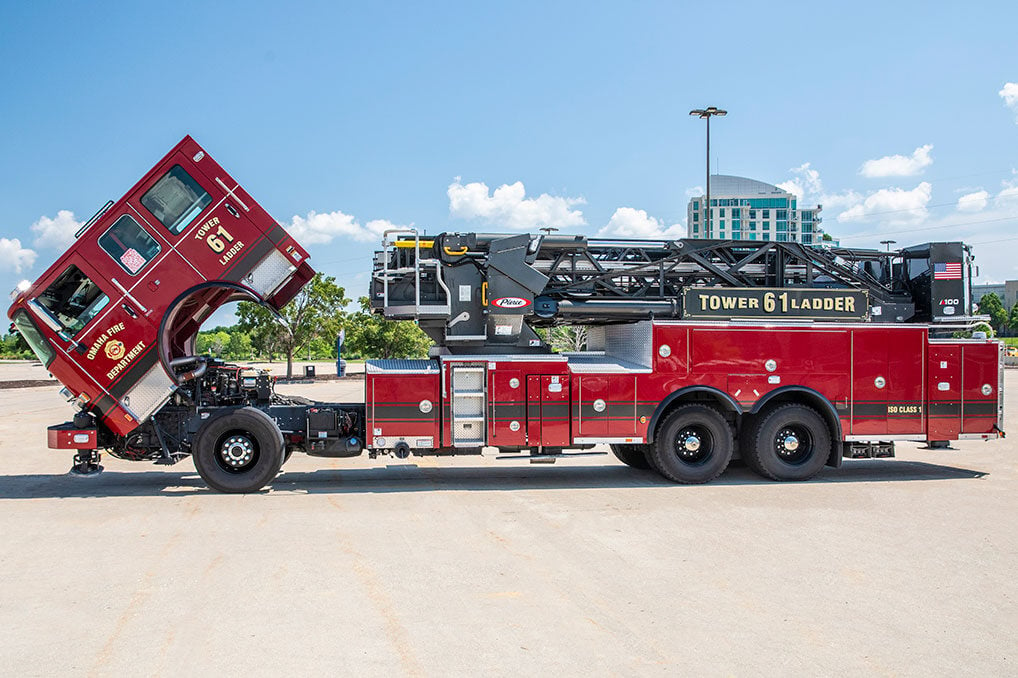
[
  {"left": 775, "top": 426, "right": 811, "bottom": 464},
  {"left": 676, "top": 427, "right": 710, "bottom": 462},
  {"left": 221, "top": 435, "right": 254, "bottom": 468}
]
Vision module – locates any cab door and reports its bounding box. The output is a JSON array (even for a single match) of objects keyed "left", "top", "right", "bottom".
[{"left": 29, "top": 255, "right": 160, "bottom": 431}]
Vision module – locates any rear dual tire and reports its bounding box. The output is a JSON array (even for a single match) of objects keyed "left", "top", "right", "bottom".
[
  {"left": 744, "top": 404, "right": 830, "bottom": 481},
  {"left": 650, "top": 405, "right": 733, "bottom": 484}
]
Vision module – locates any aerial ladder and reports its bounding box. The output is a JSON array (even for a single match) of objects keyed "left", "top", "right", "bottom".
[{"left": 370, "top": 231, "right": 979, "bottom": 354}]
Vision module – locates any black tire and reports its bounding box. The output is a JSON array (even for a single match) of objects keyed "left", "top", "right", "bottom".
[
  {"left": 650, "top": 405, "right": 733, "bottom": 484},
  {"left": 192, "top": 407, "right": 284, "bottom": 493},
  {"left": 747, "top": 404, "right": 831, "bottom": 481},
  {"left": 610, "top": 443, "right": 652, "bottom": 470}
]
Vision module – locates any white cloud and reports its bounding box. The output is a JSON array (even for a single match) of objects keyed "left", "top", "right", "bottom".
[
  {"left": 30, "top": 210, "right": 81, "bottom": 250},
  {"left": 859, "top": 144, "right": 934, "bottom": 178},
  {"left": 956, "top": 190, "right": 989, "bottom": 212},
  {"left": 598, "top": 207, "right": 684, "bottom": 239},
  {"left": 837, "top": 182, "right": 932, "bottom": 224},
  {"left": 1000, "top": 82, "right": 1018, "bottom": 122},
  {"left": 777, "top": 162, "right": 823, "bottom": 201},
  {"left": 995, "top": 184, "right": 1018, "bottom": 207},
  {"left": 818, "top": 190, "right": 864, "bottom": 211},
  {"left": 0, "top": 238, "right": 37, "bottom": 273},
  {"left": 285, "top": 210, "right": 404, "bottom": 244},
  {"left": 684, "top": 186, "right": 704, "bottom": 198},
  {"left": 447, "top": 179, "right": 586, "bottom": 230},
  {"left": 776, "top": 163, "right": 863, "bottom": 219}
]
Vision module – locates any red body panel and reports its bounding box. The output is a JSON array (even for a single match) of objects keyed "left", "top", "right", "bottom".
[
  {"left": 366, "top": 322, "right": 1002, "bottom": 451},
  {"left": 365, "top": 371, "right": 440, "bottom": 449},
  {"left": 47, "top": 425, "right": 97, "bottom": 450}
]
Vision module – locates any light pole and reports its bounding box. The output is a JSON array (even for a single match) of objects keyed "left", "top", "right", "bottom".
[
  {"left": 690, "top": 107, "right": 727, "bottom": 238},
  {"left": 880, "top": 239, "right": 896, "bottom": 252}
]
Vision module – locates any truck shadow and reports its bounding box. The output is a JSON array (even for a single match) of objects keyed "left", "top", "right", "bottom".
[{"left": 0, "top": 460, "right": 988, "bottom": 499}]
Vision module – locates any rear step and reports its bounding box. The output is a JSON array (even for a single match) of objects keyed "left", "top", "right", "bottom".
[{"left": 843, "top": 442, "right": 895, "bottom": 459}]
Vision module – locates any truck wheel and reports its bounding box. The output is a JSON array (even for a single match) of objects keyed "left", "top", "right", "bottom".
[
  {"left": 748, "top": 404, "right": 831, "bottom": 481},
  {"left": 610, "top": 444, "right": 652, "bottom": 470},
  {"left": 192, "top": 407, "right": 284, "bottom": 493},
  {"left": 651, "top": 405, "right": 733, "bottom": 483}
]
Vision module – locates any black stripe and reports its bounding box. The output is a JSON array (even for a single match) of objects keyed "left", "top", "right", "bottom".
[
  {"left": 267, "top": 224, "right": 287, "bottom": 245},
  {"left": 93, "top": 394, "right": 118, "bottom": 420},
  {"left": 964, "top": 402, "right": 998, "bottom": 417},
  {"left": 929, "top": 402, "right": 961, "bottom": 417}
]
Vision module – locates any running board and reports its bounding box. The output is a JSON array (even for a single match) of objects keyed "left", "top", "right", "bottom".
[{"left": 495, "top": 451, "right": 608, "bottom": 463}]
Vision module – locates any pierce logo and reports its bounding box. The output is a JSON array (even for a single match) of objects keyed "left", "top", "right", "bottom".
[{"left": 491, "top": 296, "right": 531, "bottom": 309}]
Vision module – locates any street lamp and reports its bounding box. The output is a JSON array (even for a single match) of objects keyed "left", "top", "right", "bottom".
[
  {"left": 880, "top": 239, "right": 896, "bottom": 252},
  {"left": 690, "top": 106, "right": 727, "bottom": 238}
]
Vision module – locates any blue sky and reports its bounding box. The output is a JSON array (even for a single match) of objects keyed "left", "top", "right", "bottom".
[{"left": 2, "top": 0, "right": 1018, "bottom": 312}]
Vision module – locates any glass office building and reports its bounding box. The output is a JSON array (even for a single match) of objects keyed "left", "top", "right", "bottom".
[{"left": 687, "top": 175, "right": 824, "bottom": 245}]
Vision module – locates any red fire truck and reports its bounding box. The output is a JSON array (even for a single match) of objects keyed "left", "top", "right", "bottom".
[{"left": 7, "top": 137, "right": 1004, "bottom": 492}]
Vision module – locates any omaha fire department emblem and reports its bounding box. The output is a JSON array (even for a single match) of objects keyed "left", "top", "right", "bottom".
[{"left": 104, "top": 340, "right": 126, "bottom": 361}]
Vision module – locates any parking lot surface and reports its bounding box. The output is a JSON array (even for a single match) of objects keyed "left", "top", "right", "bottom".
[{"left": 0, "top": 363, "right": 1015, "bottom": 676}]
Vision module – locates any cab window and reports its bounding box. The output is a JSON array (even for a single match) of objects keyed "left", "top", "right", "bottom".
[
  {"left": 141, "top": 164, "right": 213, "bottom": 234},
  {"left": 12, "top": 310, "right": 55, "bottom": 367},
  {"left": 35, "top": 265, "right": 110, "bottom": 335},
  {"left": 99, "top": 215, "right": 161, "bottom": 274}
]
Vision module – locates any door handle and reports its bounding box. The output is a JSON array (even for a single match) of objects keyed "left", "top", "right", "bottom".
[
  {"left": 122, "top": 303, "right": 138, "bottom": 318},
  {"left": 225, "top": 203, "right": 240, "bottom": 218}
]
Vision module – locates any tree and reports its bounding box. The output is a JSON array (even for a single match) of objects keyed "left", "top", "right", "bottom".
[
  {"left": 225, "top": 331, "right": 253, "bottom": 360},
  {"left": 343, "top": 297, "right": 432, "bottom": 359},
  {"left": 0, "top": 331, "right": 31, "bottom": 359},
  {"left": 236, "top": 273, "right": 349, "bottom": 377},
  {"left": 978, "top": 293, "right": 1007, "bottom": 334},
  {"left": 546, "top": 325, "right": 587, "bottom": 352},
  {"left": 1008, "top": 303, "right": 1018, "bottom": 337}
]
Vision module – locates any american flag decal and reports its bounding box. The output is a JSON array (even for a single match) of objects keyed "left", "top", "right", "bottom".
[{"left": 933, "top": 262, "right": 962, "bottom": 280}]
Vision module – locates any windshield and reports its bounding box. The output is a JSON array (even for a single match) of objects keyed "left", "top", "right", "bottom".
[
  {"left": 12, "top": 309, "right": 55, "bottom": 367},
  {"left": 35, "top": 265, "right": 110, "bottom": 335}
]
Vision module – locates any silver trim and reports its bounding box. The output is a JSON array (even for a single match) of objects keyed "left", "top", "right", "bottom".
[
  {"left": 111, "top": 278, "right": 149, "bottom": 313},
  {"left": 440, "top": 354, "right": 568, "bottom": 363},
  {"left": 573, "top": 437, "right": 645, "bottom": 444},
  {"left": 214, "top": 177, "right": 251, "bottom": 212},
  {"left": 845, "top": 434, "right": 926, "bottom": 442}
]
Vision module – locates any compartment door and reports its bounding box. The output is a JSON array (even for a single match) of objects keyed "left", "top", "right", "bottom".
[
  {"left": 927, "top": 346, "right": 961, "bottom": 440},
  {"left": 490, "top": 369, "right": 526, "bottom": 446},
  {"left": 575, "top": 375, "right": 610, "bottom": 439},
  {"left": 526, "top": 375, "right": 570, "bottom": 447},
  {"left": 851, "top": 330, "right": 889, "bottom": 436}
]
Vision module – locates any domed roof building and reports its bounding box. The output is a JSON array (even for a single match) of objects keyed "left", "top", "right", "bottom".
[{"left": 686, "top": 174, "right": 826, "bottom": 246}]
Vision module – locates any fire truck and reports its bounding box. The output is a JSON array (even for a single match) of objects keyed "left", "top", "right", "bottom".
[{"left": 7, "top": 137, "right": 1005, "bottom": 492}]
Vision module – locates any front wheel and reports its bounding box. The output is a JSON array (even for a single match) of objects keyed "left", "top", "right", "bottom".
[
  {"left": 192, "top": 407, "right": 284, "bottom": 493},
  {"left": 650, "top": 405, "right": 733, "bottom": 484},
  {"left": 746, "top": 404, "right": 831, "bottom": 481}
]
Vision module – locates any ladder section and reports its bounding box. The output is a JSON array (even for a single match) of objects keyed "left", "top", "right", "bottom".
[{"left": 450, "top": 365, "right": 486, "bottom": 447}]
